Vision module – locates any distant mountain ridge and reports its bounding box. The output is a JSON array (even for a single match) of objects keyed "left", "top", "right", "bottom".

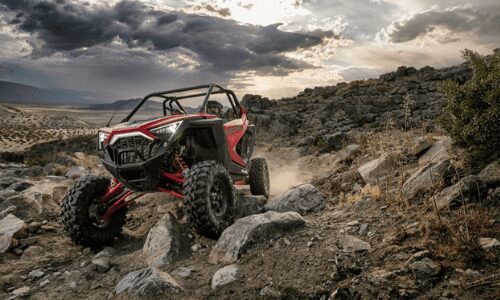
[{"left": 0, "top": 80, "right": 117, "bottom": 105}]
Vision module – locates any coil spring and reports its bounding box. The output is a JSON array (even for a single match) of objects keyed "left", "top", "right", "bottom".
[{"left": 175, "top": 154, "right": 188, "bottom": 171}]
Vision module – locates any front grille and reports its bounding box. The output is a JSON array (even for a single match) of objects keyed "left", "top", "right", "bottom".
[{"left": 110, "top": 135, "right": 161, "bottom": 165}]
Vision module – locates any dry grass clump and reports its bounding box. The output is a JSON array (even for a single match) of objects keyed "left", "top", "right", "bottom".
[
  {"left": 420, "top": 202, "right": 496, "bottom": 267},
  {"left": 339, "top": 184, "right": 382, "bottom": 204}
]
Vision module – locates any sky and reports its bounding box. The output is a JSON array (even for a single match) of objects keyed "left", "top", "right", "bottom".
[{"left": 0, "top": 0, "right": 498, "bottom": 100}]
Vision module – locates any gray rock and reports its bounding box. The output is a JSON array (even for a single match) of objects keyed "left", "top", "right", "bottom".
[
  {"left": 0, "top": 205, "right": 16, "bottom": 219},
  {"left": 12, "top": 286, "right": 30, "bottom": 297},
  {"left": 211, "top": 264, "right": 238, "bottom": 290},
  {"left": 21, "top": 245, "right": 44, "bottom": 261},
  {"left": 435, "top": 175, "right": 488, "bottom": 209},
  {"left": 411, "top": 137, "right": 435, "bottom": 156},
  {"left": 209, "top": 211, "right": 305, "bottom": 264},
  {"left": 359, "top": 223, "right": 368, "bottom": 235},
  {"left": 260, "top": 286, "right": 282, "bottom": 298},
  {"left": 478, "top": 160, "right": 500, "bottom": 187},
  {"left": 172, "top": 266, "right": 195, "bottom": 278},
  {"left": 115, "top": 268, "right": 182, "bottom": 296},
  {"left": 335, "top": 144, "right": 362, "bottom": 164},
  {"left": 410, "top": 258, "right": 440, "bottom": 280},
  {"left": 143, "top": 213, "right": 191, "bottom": 268},
  {"left": 321, "top": 132, "right": 347, "bottom": 152},
  {"left": 479, "top": 238, "right": 500, "bottom": 250},
  {"left": 418, "top": 137, "right": 451, "bottom": 164},
  {"left": 235, "top": 194, "right": 267, "bottom": 218},
  {"left": 0, "top": 176, "right": 17, "bottom": 189},
  {"left": 357, "top": 152, "right": 396, "bottom": 184},
  {"left": 8, "top": 181, "right": 33, "bottom": 192},
  {"left": 339, "top": 235, "right": 371, "bottom": 252},
  {"left": 265, "top": 184, "right": 326, "bottom": 214},
  {"left": 0, "top": 214, "right": 27, "bottom": 253},
  {"left": 65, "top": 166, "right": 87, "bottom": 179},
  {"left": 91, "top": 247, "right": 115, "bottom": 272},
  {"left": 402, "top": 160, "right": 449, "bottom": 201},
  {"left": 368, "top": 269, "right": 395, "bottom": 286},
  {"left": 28, "top": 269, "right": 45, "bottom": 279}
]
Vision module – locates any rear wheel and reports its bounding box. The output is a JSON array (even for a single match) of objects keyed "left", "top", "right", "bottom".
[
  {"left": 183, "top": 161, "right": 236, "bottom": 238},
  {"left": 60, "top": 175, "right": 127, "bottom": 249},
  {"left": 249, "top": 157, "right": 270, "bottom": 199}
]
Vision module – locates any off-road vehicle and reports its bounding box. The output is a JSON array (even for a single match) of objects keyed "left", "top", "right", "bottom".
[{"left": 60, "top": 84, "right": 270, "bottom": 248}]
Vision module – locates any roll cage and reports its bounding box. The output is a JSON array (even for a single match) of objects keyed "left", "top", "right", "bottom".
[{"left": 121, "top": 83, "right": 241, "bottom": 123}]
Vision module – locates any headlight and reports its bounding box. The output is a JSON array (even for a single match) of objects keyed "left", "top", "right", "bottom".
[
  {"left": 149, "top": 121, "right": 182, "bottom": 139},
  {"left": 97, "top": 131, "right": 109, "bottom": 150}
]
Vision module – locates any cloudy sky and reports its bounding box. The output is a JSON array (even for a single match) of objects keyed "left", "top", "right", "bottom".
[{"left": 0, "top": 0, "right": 498, "bottom": 100}]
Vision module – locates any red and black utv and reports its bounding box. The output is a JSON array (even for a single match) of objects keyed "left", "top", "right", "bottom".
[{"left": 61, "top": 84, "right": 270, "bottom": 248}]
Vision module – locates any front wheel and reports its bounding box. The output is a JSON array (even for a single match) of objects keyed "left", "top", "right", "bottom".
[
  {"left": 249, "top": 158, "right": 270, "bottom": 199},
  {"left": 183, "top": 161, "right": 236, "bottom": 238},
  {"left": 60, "top": 175, "right": 127, "bottom": 248}
]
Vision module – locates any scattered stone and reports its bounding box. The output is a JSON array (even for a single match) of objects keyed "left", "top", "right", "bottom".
[
  {"left": 368, "top": 269, "right": 395, "bottom": 286},
  {"left": 478, "top": 160, "right": 500, "bottom": 187},
  {"left": 359, "top": 223, "right": 368, "bottom": 235},
  {"left": 191, "top": 243, "right": 201, "bottom": 253},
  {"left": 320, "top": 132, "right": 347, "bottom": 152},
  {"left": 209, "top": 211, "right": 305, "bottom": 264},
  {"left": 307, "top": 241, "right": 314, "bottom": 247},
  {"left": 28, "top": 269, "right": 45, "bottom": 279},
  {"left": 8, "top": 181, "right": 33, "bottom": 192},
  {"left": 91, "top": 247, "right": 115, "bottom": 272},
  {"left": 402, "top": 160, "right": 449, "bottom": 201},
  {"left": 435, "top": 175, "right": 488, "bottom": 209},
  {"left": 65, "top": 166, "right": 87, "bottom": 179},
  {"left": 265, "top": 184, "right": 326, "bottom": 215},
  {"left": 115, "top": 268, "right": 182, "bottom": 296},
  {"left": 464, "top": 269, "right": 481, "bottom": 276},
  {"left": 0, "top": 213, "right": 27, "bottom": 253},
  {"left": 334, "top": 144, "right": 361, "bottom": 164},
  {"left": 340, "top": 235, "right": 371, "bottom": 252},
  {"left": 211, "top": 264, "right": 238, "bottom": 290},
  {"left": 21, "top": 245, "right": 44, "bottom": 261},
  {"left": 347, "top": 220, "right": 359, "bottom": 226},
  {"left": 143, "top": 213, "right": 191, "bottom": 268},
  {"left": 410, "top": 258, "right": 441, "bottom": 280},
  {"left": 418, "top": 137, "right": 451, "bottom": 165},
  {"left": 260, "top": 286, "right": 282, "bottom": 298},
  {"left": 0, "top": 205, "right": 16, "bottom": 219},
  {"left": 357, "top": 152, "right": 396, "bottom": 184},
  {"left": 12, "top": 286, "right": 30, "bottom": 297},
  {"left": 173, "top": 266, "right": 195, "bottom": 278},
  {"left": 235, "top": 194, "right": 267, "bottom": 218},
  {"left": 40, "top": 279, "right": 50, "bottom": 287},
  {"left": 478, "top": 237, "right": 500, "bottom": 250},
  {"left": 411, "top": 137, "right": 434, "bottom": 156},
  {"left": 0, "top": 176, "right": 17, "bottom": 189}
]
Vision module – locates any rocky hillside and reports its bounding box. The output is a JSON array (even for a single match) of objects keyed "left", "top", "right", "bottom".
[
  {"left": 241, "top": 52, "right": 484, "bottom": 151},
  {"left": 0, "top": 51, "right": 498, "bottom": 299}
]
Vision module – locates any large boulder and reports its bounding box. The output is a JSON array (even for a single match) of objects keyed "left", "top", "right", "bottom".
[
  {"left": 115, "top": 268, "right": 182, "bottom": 296},
  {"left": 143, "top": 213, "right": 191, "bottom": 268},
  {"left": 418, "top": 137, "right": 451, "bottom": 165},
  {"left": 357, "top": 152, "right": 396, "bottom": 184},
  {"left": 211, "top": 264, "right": 238, "bottom": 290},
  {"left": 0, "top": 214, "right": 27, "bottom": 253},
  {"left": 402, "top": 160, "right": 449, "bottom": 201},
  {"left": 264, "top": 184, "right": 326, "bottom": 215},
  {"left": 235, "top": 194, "right": 267, "bottom": 219},
  {"left": 478, "top": 160, "right": 500, "bottom": 188},
  {"left": 209, "top": 211, "right": 305, "bottom": 264},
  {"left": 434, "top": 175, "right": 488, "bottom": 209}
]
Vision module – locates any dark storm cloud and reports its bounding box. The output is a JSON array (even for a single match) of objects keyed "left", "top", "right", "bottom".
[
  {"left": 0, "top": 0, "right": 334, "bottom": 74},
  {"left": 388, "top": 7, "right": 500, "bottom": 43}
]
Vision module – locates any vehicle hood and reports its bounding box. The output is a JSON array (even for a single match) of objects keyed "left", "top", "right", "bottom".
[{"left": 99, "top": 114, "right": 211, "bottom": 133}]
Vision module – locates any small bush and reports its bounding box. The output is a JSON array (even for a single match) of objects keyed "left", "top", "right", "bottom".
[{"left": 440, "top": 49, "right": 500, "bottom": 169}]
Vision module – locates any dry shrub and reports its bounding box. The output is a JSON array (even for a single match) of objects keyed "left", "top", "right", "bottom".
[{"left": 420, "top": 203, "right": 494, "bottom": 267}]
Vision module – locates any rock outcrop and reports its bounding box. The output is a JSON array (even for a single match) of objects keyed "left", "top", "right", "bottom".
[{"left": 264, "top": 184, "right": 326, "bottom": 214}]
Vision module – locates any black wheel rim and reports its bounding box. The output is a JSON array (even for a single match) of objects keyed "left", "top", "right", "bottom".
[
  {"left": 88, "top": 199, "right": 110, "bottom": 229},
  {"left": 210, "top": 177, "right": 228, "bottom": 217}
]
